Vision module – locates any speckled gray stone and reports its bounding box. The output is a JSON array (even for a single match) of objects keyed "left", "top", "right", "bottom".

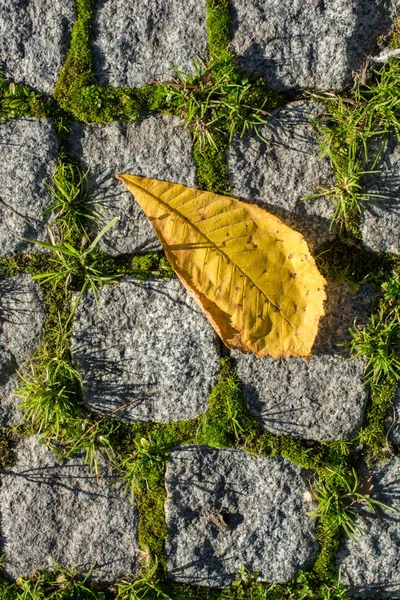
[
  {"left": 0, "top": 0, "right": 75, "bottom": 93},
  {"left": 0, "top": 276, "right": 45, "bottom": 426},
  {"left": 230, "top": 0, "right": 399, "bottom": 90},
  {"left": 0, "top": 118, "right": 58, "bottom": 256},
  {"left": 69, "top": 117, "right": 196, "bottom": 255},
  {"left": 228, "top": 101, "right": 335, "bottom": 250},
  {"left": 361, "top": 134, "right": 400, "bottom": 255},
  {"left": 387, "top": 385, "right": 400, "bottom": 445},
  {"left": 233, "top": 283, "right": 373, "bottom": 441},
  {"left": 0, "top": 436, "right": 139, "bottom": 583},
  {"left": 92, "top": 0, "right": 208, "bottom": 87},
  {"left": 165, "top": 445, "right": 318, "bottom": 587},
  {"left": 337, "top": 458, "right": 400, "bottom": 597},
  {"left": 71, "top": 278, "right": 220, "bottom": 422}
]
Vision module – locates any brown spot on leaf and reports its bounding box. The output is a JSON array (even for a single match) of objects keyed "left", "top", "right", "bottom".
[{"left": 290, "top": 272, "right": 297, "bottom": 279}]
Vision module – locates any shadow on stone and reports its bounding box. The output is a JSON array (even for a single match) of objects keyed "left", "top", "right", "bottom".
[{"left": 345, "top": 0, "right": 395, "bottom": 75}]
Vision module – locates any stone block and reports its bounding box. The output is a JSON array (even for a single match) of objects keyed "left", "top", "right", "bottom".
[
  {"left": 230, "top": 0, "right": 399, "bottom": 90},
  {"left": 69, "top": 117, "right": 196, "bottom": 255},
  {"left": 165, "top": 445, "right": 318, "bottom": 587},
  {"left": 361, "top": 134, "right": 400, "bottom": 255},
  {"left": 92, "top": 0, "right": 208, "bottom": 87},
  {"left": 233, "top": 283, "right": 373, "bottom": 441},
  {"left": 228, "top": 101, "right": 335, "bottom": 251},
  {"left": 0, "top": 0, "right": 75, "bottom": 93},
  {"left": 0, "top": 118, "right": 57, "bottom": 256},
  {"left": 0, "top": 276, "right": 45, "bottom": 426},
  {"left": 0, "top": 436, "right": 139, "bottom": 583},
  {"left": 337, "top": 458, "right": 400, "bottom": 597},
  {"left": 70, "top": 278, "right": 220, "bottom": 422}
]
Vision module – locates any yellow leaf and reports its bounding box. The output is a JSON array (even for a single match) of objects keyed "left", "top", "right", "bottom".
[{"left": 117, "top": 175, "right": 327, "bottom": 358}]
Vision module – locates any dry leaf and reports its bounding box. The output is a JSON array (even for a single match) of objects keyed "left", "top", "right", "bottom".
[{"left": 117, "top": 175, "right": 327, "bottom": 358}]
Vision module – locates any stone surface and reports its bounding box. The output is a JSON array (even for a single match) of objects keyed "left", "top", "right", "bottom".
[
  {"left": 337, "top": 458, "right": 400, "bottom": 598},
  {"left": 0, "top": 436, "right": 139, "bottom": 583},
  {"left": 0, "top": 118, "right": 58, "bottom": 256},
  {"left": 71, "top": 278, "right": 220, "bottom": 422},
  {"left": 165, "top": 445, "right": 318, "bottom": 587},
  {"left": 233, "top": 283, "right": 373, "bottom": 441},
  {"left": 228, "top": 101, "right": 335, "bottom": 251},
  {"left": 387, "top": 385, "right": 400, "bottom": 445},
  {"left": 0, "top": 0, "right": 75, "bottom": 93},
  {"left": 92, "top": 0, "right": 208, "bottom": 87},
  {"left": 230, "top": 0, "right": 399, "bottom": 90},
  {"left": 0, "top": 276, "right": 46, "bottom": 426},
  {"left": 361, "top": 135, "right": 400, "bottom": 255},
  {"left": 69, "top": 117, "right": 196, "bottom": 255}
]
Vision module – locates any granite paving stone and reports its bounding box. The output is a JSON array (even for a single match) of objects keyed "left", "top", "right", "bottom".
[
  {"left": 165, "top": 445, "right": 318, "bottom": 587},
  {"left": 387, "top": 385, "right": 400, "bottom": 445},
  {"left": 233, "top": 283, "right": 373, "bottom": 441},
  {"left": 0, "top": 276, "right": 46, "bottom": 426},
  {"left": 337, "top": 458, "right": 400, "bottom": 598},
  {"left": 70, "top": 278, "right": 220, "bottom": 422},
  {"left": 361, "top": 134, "right": 400, "bottom": 255},
  {"left": 92, "top": 0, "right": 208, "bottom": 87},
  {"left": 0, "top": 436, "right": 139, "bottom": 583},
  {"left": 69, "top": 116, "right": 196, "bottom": 255},
  {"left": 228, "top": 101, "right": 336, "bottom": 251},
  {"left": 0, "top": 0, "right": 75, "bottom": 93},
  {"left": 230, "top": 0, "right": 400, "bottom": 90},
  {"left": 0, "top": 118, "right": 58, "bottom": 256}
]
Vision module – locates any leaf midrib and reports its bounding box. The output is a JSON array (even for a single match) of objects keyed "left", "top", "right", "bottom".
[{"left": 134, "top": 180, "right": 296, "bottom": 331}]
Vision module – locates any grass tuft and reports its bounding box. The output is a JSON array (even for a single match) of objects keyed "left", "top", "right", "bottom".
[
  {"left": 165, "top": 58, "right": 281, "bottom": 151},
  {"left": 306, "top": 52, "right": 400, "bottom": 234}
]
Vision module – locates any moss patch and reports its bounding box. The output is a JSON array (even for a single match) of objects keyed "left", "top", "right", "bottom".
[
  {"left": 206, "top": 0, "right": 231, "bottom": 60},
  {"left": 0, "top": 70, "right": 50, "bottom": 122}
]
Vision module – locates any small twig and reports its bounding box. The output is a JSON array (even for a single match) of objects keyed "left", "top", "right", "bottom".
[
  {"left": 0, "top": 197, "right": 34, "bottom": 226},
  {"left": 149, "top": 80, "right": 197, "bottom": 90}
]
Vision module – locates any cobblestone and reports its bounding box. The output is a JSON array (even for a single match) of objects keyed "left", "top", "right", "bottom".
[
  {"left": 0, "top": 276, "right": 45, "bottom": 426},
  {"left": 71, "top": 278, "right": 220, "bottom": 422},
  {"left": 0, "top": 436, "right": 139, "bottom": 583},
  {"left": 0, "top": 0, "right": 75, "bottom": 93},
  {"left": 0, "top": 118, "right": 57, "bottom": 256},
  {"left": 92, "top": 0, "right": 208, "bottom": 87},
  {"left": 337, "top": 458, "right": 400, "bottom": 598},
  {"left": 361, "top": 134, "right": 400, "bottom": 255},
  {"left": 233, "top": 283, "right": 373, "bottom": 441},
  {"left": 69, "top": 117, "right": 196, "bottom": 255},
  {"left": 230, "top": 0, "right": 399, "bottom": 90},
  {"left": 165, "top": 445, "right": 318, "bottom": 587}
]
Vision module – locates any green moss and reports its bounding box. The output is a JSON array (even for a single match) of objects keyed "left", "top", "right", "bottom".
[
  {"left": 193, "top": 134, "right": 230, "bottom": 194},
  {"left": 54, "top": 0, "right": 95, "bottom": 108},
  {"left": 357, "top": 374, "right": 398, "bottom": 462},
  {"left": 0, "top": 580, "right": 16, "bottom": 600},
  {"left": 54, "top": 0, "right": 172, "bottom": 123},
  {"left": 0, "top": 254, "right": 57, "bottom": 279},
  {"left": 206, "top": 0, "right": 232, "bottom": 59},
  {"left": 313, "top": 526, "right": 341, "bottom": 582},
  {"left": 0, "top": 71, "right": 50, "bottom": 122},
  {"left": 198, "top": 357, "right": 261, "bottom": 448},
  {"left": 0, "top": 427, "right": 18, "bottom": 469}
]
